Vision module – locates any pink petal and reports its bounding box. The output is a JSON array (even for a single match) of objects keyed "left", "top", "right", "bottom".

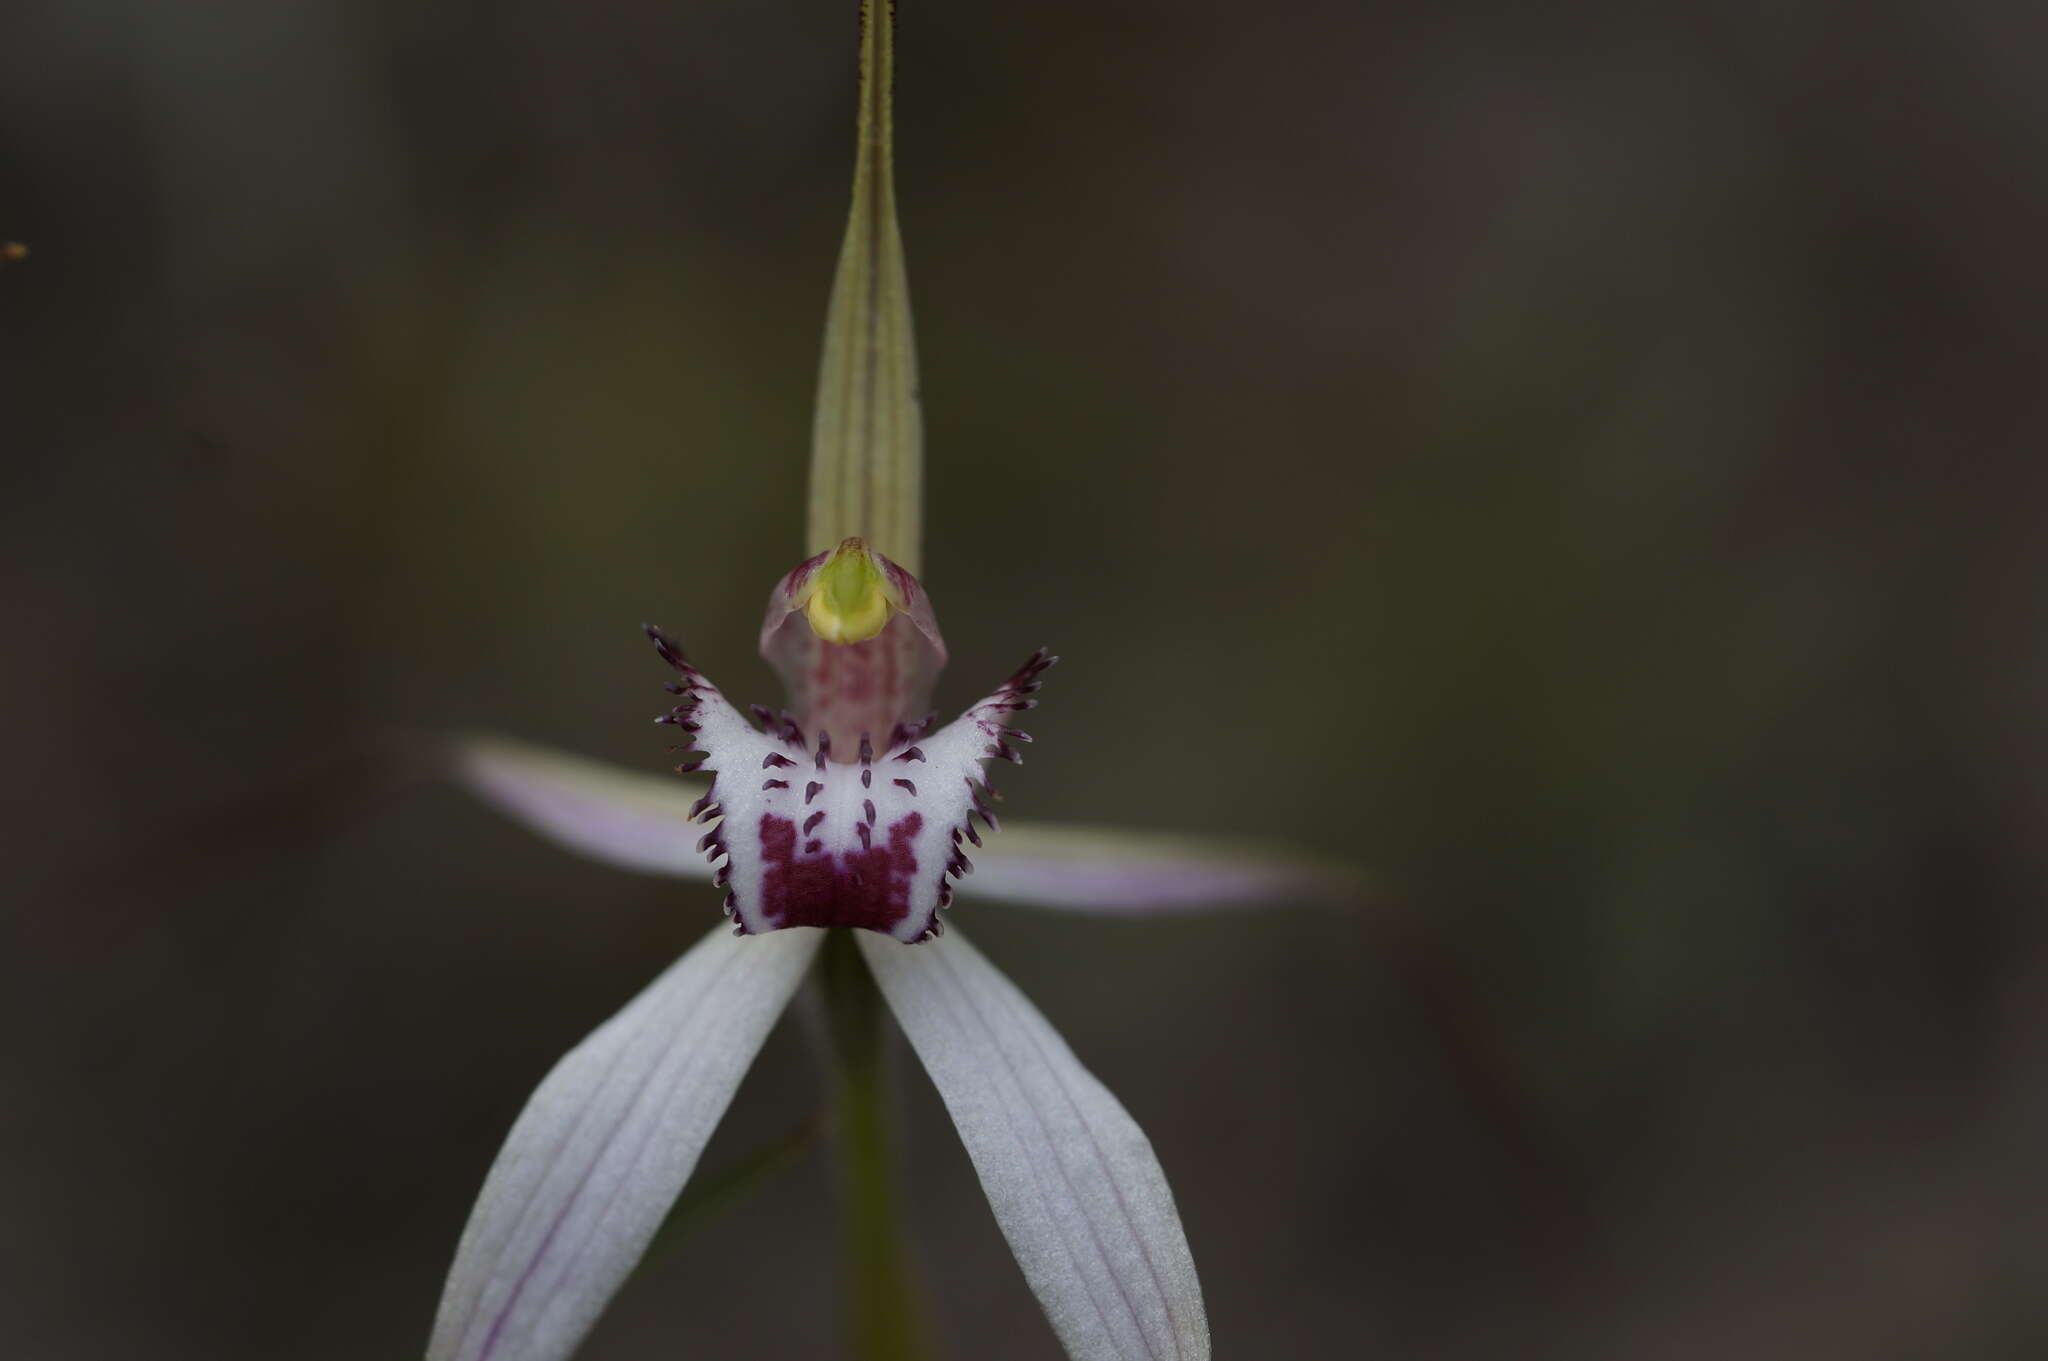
[{"left": 453, "top": 734, "right": 712, "bottom": 880}]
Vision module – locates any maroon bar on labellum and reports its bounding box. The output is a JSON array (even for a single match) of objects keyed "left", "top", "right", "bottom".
[{"left": 756, "top": 810, "right": 925, "bottom": 930}]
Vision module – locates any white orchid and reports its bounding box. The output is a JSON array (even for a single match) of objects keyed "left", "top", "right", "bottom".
[{"left": 423, "top": 6, "right": 1354, "bottom": 1359}]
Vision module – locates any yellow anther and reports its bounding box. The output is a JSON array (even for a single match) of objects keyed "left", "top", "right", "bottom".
[{"left": 801, "top": 537, "right": 899, "bottom": 644}]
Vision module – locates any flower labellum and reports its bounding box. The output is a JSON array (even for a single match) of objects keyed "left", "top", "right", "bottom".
[{"left": 652, "top": 535, "right": 1050, "bottom": 943}]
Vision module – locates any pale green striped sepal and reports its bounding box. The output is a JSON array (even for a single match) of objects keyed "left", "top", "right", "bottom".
[{"left": 808, "top": 0, "right": 923, "bottom": 574}]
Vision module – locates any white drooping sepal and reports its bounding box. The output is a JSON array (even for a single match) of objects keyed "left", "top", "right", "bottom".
[
  {"left": 426, "top": 925, "right": 822, "bottom": 1361},
  {"left": 651, "top": 626, "right": 1052, "bottom": 942},
  {"left": 857, "top": 929, "right": 1211, "bottom": 1361}
]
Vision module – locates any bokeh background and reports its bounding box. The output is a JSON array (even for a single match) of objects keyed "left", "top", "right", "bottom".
[{"left": 6, "top": 0, "right": 2046, "bottom": 1356}]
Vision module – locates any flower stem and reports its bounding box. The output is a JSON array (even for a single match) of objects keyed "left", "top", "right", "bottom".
[
  {"left": 818, "top": 929, "right": 934, "bottom": 1361},
  {"left": 636, "top": 1113, "right": 822, "bottom": 1270}
]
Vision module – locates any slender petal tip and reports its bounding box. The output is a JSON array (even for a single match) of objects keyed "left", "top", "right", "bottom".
[{"left": 449, "top": 731, "right": 714, "bottom": 880}]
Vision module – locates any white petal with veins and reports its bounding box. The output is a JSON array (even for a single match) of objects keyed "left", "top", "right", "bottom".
[
  {"left": 859, "top": 929, "right": 1210, "bottom": 1361},
  {"left": 427, "top": 926, "right": 821, "bottom": 1361}
]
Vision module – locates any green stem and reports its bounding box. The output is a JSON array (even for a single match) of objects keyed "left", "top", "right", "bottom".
[
  {"left": 635, "top": 1114, "right": 822, "bottom": 1270},
  {"left": 818, "top": 930, "right": 934, "bottom": 1361}
]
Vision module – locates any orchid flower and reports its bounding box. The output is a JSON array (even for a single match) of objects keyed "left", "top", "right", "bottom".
[{"left": 424, "top": 6, "right": 1354, "bottom": 1360}]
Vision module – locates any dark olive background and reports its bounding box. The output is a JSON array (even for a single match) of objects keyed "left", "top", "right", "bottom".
[{"left": 5, "top": 1, "right": 2045, "bottom": 1357}]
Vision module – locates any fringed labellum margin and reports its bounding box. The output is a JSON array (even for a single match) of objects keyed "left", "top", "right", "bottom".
[{"left": 649, "top": 542, "right": 1050, "bottom": 943}]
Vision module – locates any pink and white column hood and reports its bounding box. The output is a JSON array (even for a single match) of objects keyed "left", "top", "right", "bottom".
[{"left": 651, "top": 536, "right": 1051, "bottom": 943}]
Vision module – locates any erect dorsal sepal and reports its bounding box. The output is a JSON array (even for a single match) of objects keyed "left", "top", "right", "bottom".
[{"left": 650, "top": 625, "right": 1053, "bottom": 943}]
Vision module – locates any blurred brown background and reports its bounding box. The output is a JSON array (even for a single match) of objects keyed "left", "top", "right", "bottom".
[{"left": 5, "top": 0, "right": 2046, "bottom": 1356}]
